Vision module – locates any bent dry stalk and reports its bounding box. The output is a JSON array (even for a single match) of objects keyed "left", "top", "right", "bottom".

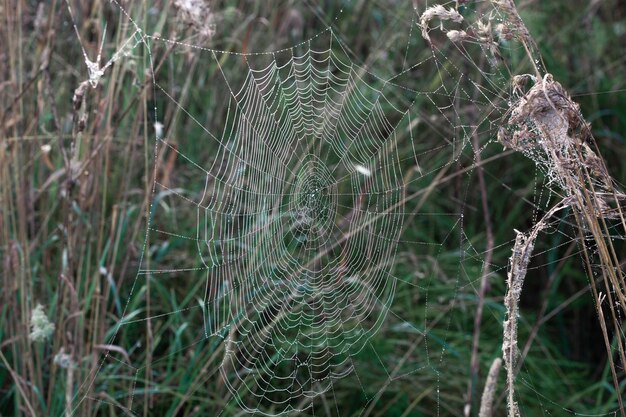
[{"left": 502, "top": 200, "right": 569, "bottom": 417}]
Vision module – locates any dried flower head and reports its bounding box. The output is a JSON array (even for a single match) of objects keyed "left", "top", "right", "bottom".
[
  {"left": 473, "top": 19, "right": 503, "bottom": 65},
  {"left": 475, "top": 20, "right": 492, "bottom": 43},
  {"left": 420, "top": 5, "right": 463, "bottom": 43},
  {"left": 495, "top": 23, "right": 514, "bottom": 41},
  {"left": 174, "top": 0, "right": 216, "bottom": 40},
  {"left": 491, "top": 0, "right": 533, "bottom": 45},
  {"left": 29, "top": 304, "right": 55, "bottom": 342},
  {"left": 511, "top": 74, "right": 534, "bottom": 97},
  {"left": 72, "top": 80, "right": 90, "bottom": 112},
  {"left": 446, "top": 30, "right": 467, "bottom": 42}
]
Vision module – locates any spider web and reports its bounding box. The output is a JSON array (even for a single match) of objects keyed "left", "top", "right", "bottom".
[
  {"left": 146, "top": 27, "right": 443, "bottom": 415},
  {"left": 61, "top": 1, "right": 625, "bottom": 416}
]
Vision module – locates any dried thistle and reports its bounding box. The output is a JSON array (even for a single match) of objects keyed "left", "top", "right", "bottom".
[
  {"left": 501, "top": 73, "right": 621, "bottom": 205},
  {"left": 420, "top": 5, "right": 463, "bottom": 43}
]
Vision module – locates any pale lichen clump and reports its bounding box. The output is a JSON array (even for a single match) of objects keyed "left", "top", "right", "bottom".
[{"left": 29, "top": 304, "right": 55, "bottom": 342}]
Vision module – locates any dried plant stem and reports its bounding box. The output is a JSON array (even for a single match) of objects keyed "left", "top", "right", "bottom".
[
  {"left": 503, "top": 233, "right": 530, "bottom": 417},
  {"left": 515, "top": 241, "right": 578, "bottom": 374},
  {"left": 499, "top": 69, "right": 626, "bottom": 416},
  {"left": 503, "top": 200, "right": 570, "bottom": 417},
  {"left": 490, "top": 0, "right": 543, "bottom": 78},
  {"left": 595, "top": 291, "right": 625, "bottom": 414},
  {"left": 494, "top": 0, "right": 626, "bottom": 405},
  {"left": 478, "top": 358, "right": 502, "bottom": 417},
  {"left": 572, "top": 199, "right": 626, "bottom": 417},
  {"left": 65, "top": 365, "right": 74, "bottom": 417}
]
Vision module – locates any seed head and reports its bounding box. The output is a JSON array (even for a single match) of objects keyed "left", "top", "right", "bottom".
[
  {"left": 446, "top": 30, "right": 467, "bottom": 42},
  {"left": 420, "top": 5, "right": 463, "bottom": 43},
  {"left": 174, "top": 0, "right": 216, "bottom": 40},
  {"left": 29, "top": 304, "right": 55, "bottom": 342}
]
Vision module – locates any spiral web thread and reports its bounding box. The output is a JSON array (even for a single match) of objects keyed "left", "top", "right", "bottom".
[{"left": 59, "top": 1, "right": 568, "bottom": 416}]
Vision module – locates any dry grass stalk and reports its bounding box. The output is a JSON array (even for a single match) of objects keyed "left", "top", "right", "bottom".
[
  {"left": 465, "top": 129, "right": 496, "bottom": 417},
  {"left": 502, "top": 200, "right": 570, "bottom": 417},
  {"left": 420, "top": 5, "right": 463, "bottom": 43},
  {"left": 595, "top": 291, "right": 625, "bottom": 415},
  {"left": 490, "top": 0, "right": 532, "bottom": 45},
  {"left": 478, "top": 357, "right": 502, "bottom": 417},
  {"left": 490, "top": 0, "right": 542, "bottom": 77}
]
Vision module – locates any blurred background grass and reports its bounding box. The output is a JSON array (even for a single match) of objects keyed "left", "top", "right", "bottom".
[{"left": 1, "top": 0, "right": 625, "bottom": 416}]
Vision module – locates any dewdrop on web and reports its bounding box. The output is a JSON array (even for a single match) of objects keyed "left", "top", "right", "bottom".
[
  {"left": 354, "top": 164, "right": 371, "bottom": 177},
  {"left": 154, "top": 121, "right": 164, "bottom": 140}
]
